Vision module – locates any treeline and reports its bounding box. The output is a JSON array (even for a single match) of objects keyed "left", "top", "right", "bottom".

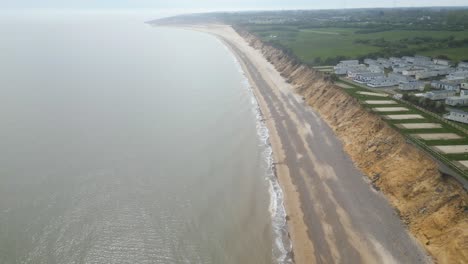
[
  {"left": 310, "top": 49, "right": 416, "bottom": 66},
  {"left": 355, "top": 36, "right": 468, "bottom": 49},
  {"left": 217, "top": 7, "right": 468, "bottom": 32},
  {"left": 353, "top": 24, "right": 465, "bottom": 34},
  {"left": 399, "top": 36, "right": 468, "bottom": 48},
  {"left": 351, "top": 36, "right": 468, "bottom": 62},
  {"left": 355, "top": 27, "right": 394, "bottom": 34},
  {"left": 310, "top": 56, "right": 351, "bottom": 66},
  {"left": 355, "top": 38, "right": 408, "bottom": 48},
  {"left": 249, "top": 26, "right": 299, "bottom": 33}
]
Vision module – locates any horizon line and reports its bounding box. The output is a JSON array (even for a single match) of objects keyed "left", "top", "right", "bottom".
[{"left": 2, "top": 5, "right": 468, "bottom": 13}]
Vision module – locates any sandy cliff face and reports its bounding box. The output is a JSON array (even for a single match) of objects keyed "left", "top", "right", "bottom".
[{"left": 236, "top": 29, "right": 468, "bottom": 264}]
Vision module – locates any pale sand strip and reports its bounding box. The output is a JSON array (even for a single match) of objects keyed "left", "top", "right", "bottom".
[
  {"left": 373, "top": 107, "right": 409, "bottom": 112},
  {"left": 396, "top": 123, "right": 443, "bottom": 129},
  {"left": 357, "top": 91, "right": 388, "bottom": 97},
  {"left": 364, "top": 100, "right": 397, "bottom": 105},
  {"left": 457, "top": 160, "right": 468, "bottom": 169},
  {"left": 384, "top": 114, "right": 425, "bottom": 120},
  {"left": 433, "top": 145, "right": 468, "bottom": 154},
  {"left": 412, "top": 133, "right": 462, "bottom": 140}
]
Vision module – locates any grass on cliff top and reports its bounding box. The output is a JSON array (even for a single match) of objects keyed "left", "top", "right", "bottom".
[
  {"left": 334, "top": 78, "right": 468, "bottom": 177},
  {"left": 337, "top": 80, "right": 464, "bottom": 130},
  {"left": 247, "top": 26, "right": 468, "bottom": 65},
  {"left": 423, "top": 138, "right": 468, "bottom": 146},
  {"left": 444, "top": 153, "right": 468, "bottom": 161}
]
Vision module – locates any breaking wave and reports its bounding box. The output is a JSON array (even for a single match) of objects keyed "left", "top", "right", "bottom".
[{"left": 221, "top": 40, "right": 294, "bottom": 264}]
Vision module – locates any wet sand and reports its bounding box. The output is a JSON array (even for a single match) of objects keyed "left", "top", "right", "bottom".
[{"left": 178, "top": 24, "right": 431, "bottom": 264}]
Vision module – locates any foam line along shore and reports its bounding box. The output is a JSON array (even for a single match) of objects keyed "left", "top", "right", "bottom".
[{"left": 175, "top": 24, "right": 432, "bottom": 264}]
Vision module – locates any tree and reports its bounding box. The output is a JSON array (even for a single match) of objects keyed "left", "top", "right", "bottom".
[
  {"left": 314, "top": 57, "right": 322, "bottom": 65},
  {"left": 435, "top": 101, "right": 446, "bottom": 113},
  {"left": 330, "top": 73, "right": 339, "bottom": 82},
  {"left": 435, "top": 54, "right": 450, "bottom": 60},
  {"left": 418, "top": 97, "right": 426, "bottom": 106}
]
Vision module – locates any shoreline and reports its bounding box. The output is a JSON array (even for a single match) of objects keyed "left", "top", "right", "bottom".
[
  {"left": 168, "top": 24, "right": 432, "bottom": 263},
  {"left": 211, "top": 27, "right": 316, "bottom": 263},
  {"left": 227, "top": 37, "right": 294, "bottom": 263}
]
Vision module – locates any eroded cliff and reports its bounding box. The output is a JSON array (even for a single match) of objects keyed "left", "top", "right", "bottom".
[{"left": 236, "top": 28, "right": 468, "bottom": 264}]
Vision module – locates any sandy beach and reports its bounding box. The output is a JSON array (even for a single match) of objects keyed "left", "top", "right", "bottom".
[{"left": 177, "top": 24, "right": 431, "bottom": 264}]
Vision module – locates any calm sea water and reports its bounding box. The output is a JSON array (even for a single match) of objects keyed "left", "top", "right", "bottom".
[{"left": 0, "top": 12, "right": 290, "bottom": 264}]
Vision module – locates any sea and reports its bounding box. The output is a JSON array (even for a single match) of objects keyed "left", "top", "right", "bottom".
[{"left": 0, "top": 11, "right": 292, "bottom": 264}]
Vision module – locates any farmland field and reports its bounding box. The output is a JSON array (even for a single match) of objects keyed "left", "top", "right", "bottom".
[{"left": 247, "top": 26, "right": 468, "bottom": 65}]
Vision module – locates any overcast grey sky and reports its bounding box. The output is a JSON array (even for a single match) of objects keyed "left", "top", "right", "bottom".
[{"left": 2, "top": 0, "right": 468, "bottom": 10}]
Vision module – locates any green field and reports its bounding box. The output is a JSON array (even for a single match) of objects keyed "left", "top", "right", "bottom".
[{"left": 248, "top": 26, "right": 468, "bottom": 65}]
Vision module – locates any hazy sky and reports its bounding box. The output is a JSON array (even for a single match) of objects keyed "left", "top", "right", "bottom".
[{"left": 2, "top": 0, "right": 468, "bottom": 10}]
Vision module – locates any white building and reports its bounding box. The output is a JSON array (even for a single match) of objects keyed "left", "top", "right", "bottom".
[
  {"left": 376, "top": 58, "right": 391, "bottom": 68},
  {"left": 402, "top": 67, "right": 426, "bottom": 76},
  {"left": 446, "top": 70, "right": 468, "bottom": 81},
  {"left": 424, "top": 90, "right": 456, "bottom": 100},
  {"left": 431, "top": 64, "right": 452, "bottom": 71},
  {"left": 444, "top": 108, "right": 468, "bottom": 124},
  {"left": 445, "top": 96, "right": 468, "bottom": 106},
  {"left": 458, "top": 62, "right": 468, "bottom": 69},
  {"left": 430, "top": 81, "right": 460, "bottom": 91},
  {"left": 415, "top": 71, "right": 438, "bottom": 80},
  {"left": 398, "top": 81, "right": 425, "bottom": 91},
  {"left": 368, "top": 64, "right": 384, "bottom": 73},
  {"left": 389, "top": 57, "right": 401, "bottom": 63},
  {"left": 377, "top": 58, "right": 389, "bottom": 63},
  {"left": 462, "top": 83, "right": 468, "bottom": 89},
  {"left": 392, "top": 64, "right": 410, "bottom": 73},
  {"left": 367, "top": 78, "right": 399, "bottom": 88},
  {"left": 415, "top": 55, "right": 431, "bottom": 60},
  {"left": 433, "top": 58, "right": 451, "bottom": 66},
  {"left": 334, "top": 63, "right": 367, "bottom": 75},
  {"left": 430, "top": 81, "right": 442, "bottom": 89},
  {"left": 402, "top": 56, "right": 415, "bottom": 63},
  {"left": 388, "top": 72, "right": 412, "bottom": 83},
  {"left": 364, "top": 58, "right": 378, "bottom": 65},
  {"left": 413, "top": 56, "right": 432, "bottom": 65},
  {"left": 353, "top": 72, "right": 385, "bottom": 83},
  {"left": 415, "top": 68, "right": 453, "bottom": 80},
  {"left": 347, "top": 68, "right": 371, "bottom": 78},
  {"left": 339, "top": 60, "right": 359, "bottom": 66}
]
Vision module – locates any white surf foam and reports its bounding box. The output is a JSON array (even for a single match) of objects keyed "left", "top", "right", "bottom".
[{"left": 221, "top": 41, "right": 294, "bottom": 264}]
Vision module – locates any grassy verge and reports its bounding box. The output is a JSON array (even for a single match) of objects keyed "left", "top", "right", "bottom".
[{"left": 336, "top": 78, "right": 468, "bottom": 179}]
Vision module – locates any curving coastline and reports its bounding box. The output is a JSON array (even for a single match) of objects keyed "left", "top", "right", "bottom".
[
  {"left": 175, "top": 24, "right": 437, "bottom": 264},
  {"left": 150, "top": 18, "right": 468, "bottom": 263},
  {"left": 236, "top": 27, "right": 468, "bottom": 264},
  {"left": 226, "top": 43, "right": 294, "bottom": 263}
]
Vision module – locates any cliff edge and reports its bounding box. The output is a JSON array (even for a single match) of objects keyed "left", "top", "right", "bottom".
[{"left": 236, "top": 28, "right": 468, "bottom": 264}]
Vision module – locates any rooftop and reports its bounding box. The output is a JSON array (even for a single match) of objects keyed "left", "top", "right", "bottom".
[{"left": 447, "top": 108, "right": 468, "bottom": 114}]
